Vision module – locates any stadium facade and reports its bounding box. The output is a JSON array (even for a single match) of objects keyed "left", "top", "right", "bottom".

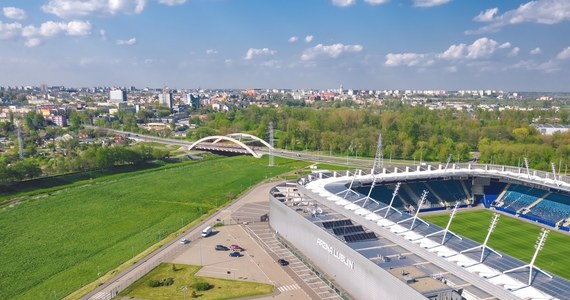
[{"left": 269, "top": 163, "right": 570, "bottom": 300}]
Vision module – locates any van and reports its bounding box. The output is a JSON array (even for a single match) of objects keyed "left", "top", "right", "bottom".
[{"left": 201, "top": 226, "right": 212, "bottom": 237}]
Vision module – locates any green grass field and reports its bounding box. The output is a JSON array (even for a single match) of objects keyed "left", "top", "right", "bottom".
[
  {"left": 120, "top": 263, "right": 274, "bottom": 299},
  {"left": 423, "top": 209, "right": 570, "bottom": 280},
  {"left": 0, "top": 156, "right": 307, "bottom": 300}
]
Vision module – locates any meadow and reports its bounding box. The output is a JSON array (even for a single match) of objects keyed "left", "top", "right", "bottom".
[
  {"left": 0, "top": 156, "right": 307, "bottom": 300},
  {"left": 423, "top": 209, "right": 570, "bottom": 280},
  {"left": 119, "top": 263, "right": 274, "bottom": 299}
]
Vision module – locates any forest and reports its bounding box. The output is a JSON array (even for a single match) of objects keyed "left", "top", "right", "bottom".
[{"left": 187, "top": 105, "right": 570, "bottom": 171}]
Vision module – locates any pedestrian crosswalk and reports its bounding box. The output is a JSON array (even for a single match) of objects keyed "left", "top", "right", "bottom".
[
  {"left": 90, "top": 291, "right": 111, "bottom": 300},
  {"left": 278, "top": 284, "right": 300, "bottom": 292}
]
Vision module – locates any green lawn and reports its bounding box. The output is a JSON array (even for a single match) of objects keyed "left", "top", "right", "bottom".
[
  {"left": 120, "top": 263, "right": 274, "bottom": 299},
  {"left": 0, "top": 156, "right": 306, "bottom": 300},
  {"left": 423, "top": 209, "right": 570, "bottom": 280}
]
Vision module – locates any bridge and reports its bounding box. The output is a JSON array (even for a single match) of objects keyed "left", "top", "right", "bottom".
[{"left": 188, "top": 133, "right": 273, "bottom": 158}]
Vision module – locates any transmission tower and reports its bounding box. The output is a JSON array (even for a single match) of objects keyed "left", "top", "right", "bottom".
[
  {"left": 269, "top": 122, "right": 274, "bottom": 167},
  {"left": 17, "top": 122, "right": 24, "bottom": 160}
]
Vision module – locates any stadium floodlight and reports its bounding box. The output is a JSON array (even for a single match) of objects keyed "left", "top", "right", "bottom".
[
  {"left": 460, "top": 213, "right": 502, "bottom": 262},
  {"left": 524, "top": 157, "right": 531, "bottom": 179},
  {"left": 425, "top": 201, "right": 463, "bottom": 244},
  {"left": 444, "top": 154, "right": 452, "bottom": 172},
  {"left": 397, "top": 190, "right": 430, "bottom": 230},
  {"left": 374, "top": 182, "right": 403, "bottom": 218},
  {"left": 503, "top": 228, "right": 552, "bottom": 285},
  {"left": 551, "top": 162, "right": 560, "bottom": 186},
  {"left": 371, "top": 133, "right": 383, "bottom": 174},
  {"left": 354, "top": 174, "right": 380, "bottom": 207},
  {"left": 336, "top": 169, "right": 361, "bottom": 199}
]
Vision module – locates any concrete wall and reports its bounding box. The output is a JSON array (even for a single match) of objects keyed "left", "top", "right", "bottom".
[{"left": 269, "top": 195, "right": 425, "bottom": 300}]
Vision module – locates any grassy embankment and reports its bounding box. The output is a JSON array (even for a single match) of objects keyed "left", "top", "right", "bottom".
[{"left": 0, "top": 155, "right": 307, "bottom": 300}]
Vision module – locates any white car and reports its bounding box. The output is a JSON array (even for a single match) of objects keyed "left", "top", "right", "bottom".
[{"left": 180, "top": 238, "right": 190, "bottom": 244}]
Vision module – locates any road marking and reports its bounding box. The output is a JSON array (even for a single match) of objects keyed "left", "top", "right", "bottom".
[
  {"left": 90, "top": 291, "right": 110, "bottom": 300},
  {"left": 278, "top": 284, "right": 300, "bottom": 292}
]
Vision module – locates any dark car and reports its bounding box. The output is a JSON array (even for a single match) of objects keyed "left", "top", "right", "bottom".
[
  {"left": 215, "top": 245, "right": 229, "bottom": 251},
  {"left": 229, "top": 251, "right": 241, "bottom": 257},
  {"left": 277, "top": 259, "right": 289, "bottom": 266},
  {"left": 229, "top": 244, "right": 245, "bottom": 252}
]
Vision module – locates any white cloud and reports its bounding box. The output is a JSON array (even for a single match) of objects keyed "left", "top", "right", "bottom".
[
  {"left": 116, "top": 37, "right": 137, "bottom": 45},
  {"left": 0, "top": 21, "right": 22, "bottom": 40},
  {"left": 157, "top": 0, "right": 187, "bottom": 5},
  {"left": 206, "top": 49, "right": 218, "bottom": 55},
  {"left": 42, "top": 0, "right": 146, "bottom": 18},
  {"left": 508, "top": 47, "right": 520, "bottom": 57},
  {"left": 498, "top": 42, "right": 511, "bottom": 49},
  {"left": 3, "top": 7, "right": 27, "bottom": 20},
  {"left": 22, "top": 20, "right": 92, "bottom": 38},
  {"left": 473, "top": 7, "right": 498, "bottom": 22},
  {"left": 439, "top": 43, "right": 466, "bottom": 60},
  {"left": 440, "top": 38, "right": 502, "bottom": 60},
  {"left": 385, "top": 53, "right": 426, "bottom": 66},
  {"left": 467, "top": 0, "right": 570, "bottom": 34},
  {"left": 466, "top": 37, "right": 499, "bottom": 59},
  {"left": 557, "top": 47, "right": 570, "bottom": 60},
  {"left": 244, "top": 48, "right": 277, "bottom": 60},
  {"left": 288, "top": 36, "right": 298, "bottom": 43},
  {"left": 530, "top": 47, "right": 541, "bottom": 55},
  {"left": 413, "top": 0, "right": 451, "bottom": 8},
  {"left": 305, "top": 35, "right": 314, "bottom": 43},
  {"left": 99, "top": 29, "right": 107, "bottom": 40},
  {"left": 301, "top": 43, "right": 363, "bottom": 61},
  {"left": 364, "top": 0, "right": 389, "bottom": 5},
  {"left": 509, "top": 59, "right": 560, "bottom": 73},
  {"left": 25, "top": 38, "right": 42, "bottom": 48},
  {"left": 331, "top": 0, "right": 356, "bottom": 7}
]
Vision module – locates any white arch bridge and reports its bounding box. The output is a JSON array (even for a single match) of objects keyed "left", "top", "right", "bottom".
[{"left": 188, "top": 133, "right": 273, "bottom": 158}]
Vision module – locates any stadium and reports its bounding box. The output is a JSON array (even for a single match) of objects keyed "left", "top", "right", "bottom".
[{"left": 269, "top": 162, "right": 570, "bottom": 300}]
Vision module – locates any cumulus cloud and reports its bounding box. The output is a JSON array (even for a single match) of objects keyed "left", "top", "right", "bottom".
[
  {"left": 557, "top": 47, "right": 570, "bottom": 60},
  {"left": 42, "top": 0, "right": 146, "bottom": 18},
  {"left": 288, "top": 36, "right": 298, "bottom": 43},
  {"left": 331, "top": 0, "right": 356, "bottom": 7},
  {"left": 244, "top": 48, "right": 277, "bottom": 60},
  {"left": 508, "top": 47, "right": 520, "bottom": 57},
  {"left": 305, "top": 35, "right": 314, "bottom": 43},
  {"left": 499, "top": 42, "right": 511, "bottom": 49},
  {"left": 301, "top": 43, "right": 363, "bottom": 61},
  {"left": 99, "top": 29, "right": 107, "bottom": 40},
  {"left": 467, "top": 0, "right": 570, "bottom": 34},
  {"left": 439, "top": 43, "right": 466, "bottom": 60},
  {"left": 116, "top": 37, "right": 137, "bottom": 45},
  {"left": 206, "top": 49, "right": 218, "bottom": 55},
  {"left": 0, "top": 21, "right": 22, "bottom": 40},
  {"left": 21, "top": 20, "right": 92, "bottom": 47},
  {"left": 530, "top": 47, "right": 541, "bottom": 55},
  {"left": 473, "top": 7, "right": 498, "bottom": 22},
  {"left": 385, "top": 53, "right": 426, "bottom": 67},
  {"left": 413, "top": 0, "right": 451, "bottom": 8},
  {"left": 364, "top": 0, "right": 389, "bottom": 5},
  {"left": 3, "top": 7, "right": 27, "bottom": 20},
  {"left": 157, "top": 0, "right": 187, "bottom": 5}
]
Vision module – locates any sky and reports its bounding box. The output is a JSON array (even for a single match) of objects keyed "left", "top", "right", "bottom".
[{"left": 1, "top": 0, "right": 570, "bottom": 91}]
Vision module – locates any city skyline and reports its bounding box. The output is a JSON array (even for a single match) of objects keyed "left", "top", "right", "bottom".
[{"left": 1, "top": 0, "right": 570, "bottom": 91}]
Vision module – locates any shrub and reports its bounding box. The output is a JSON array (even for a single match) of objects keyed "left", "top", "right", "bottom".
[
  {"left": 164, "top": 277, "right": 174, "bottom": 286},
  {"left": 192, "top": 281, "right": 212, "bottom": 291},
  {"left": 148, "top": 280, "right": 162, "bottom": 288}
]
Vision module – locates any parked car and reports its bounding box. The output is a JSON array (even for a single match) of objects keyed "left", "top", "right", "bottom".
[
  {"left": 229, "top": 251, "right": 241, "bottom": 257},
  {"left": 215, "top": 245, "right": 229, "bottom": 251},
  {"left": 229, "top": 244, "right": 244, "bottom": 252},
  {"left": 180, "top": 238, "right": 190, "bottom": 244},
  {"left": 277, "top": 259, "right": 289, "bottom": 266}
]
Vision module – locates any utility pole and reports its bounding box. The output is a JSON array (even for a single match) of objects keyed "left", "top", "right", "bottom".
[{"left": 269, "top": 122, "right": 274, "bottom": 167}]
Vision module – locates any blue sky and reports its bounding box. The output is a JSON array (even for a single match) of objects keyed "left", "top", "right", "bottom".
[{"left": 1, "top": 0, "right": 570, "bottom": 91}]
